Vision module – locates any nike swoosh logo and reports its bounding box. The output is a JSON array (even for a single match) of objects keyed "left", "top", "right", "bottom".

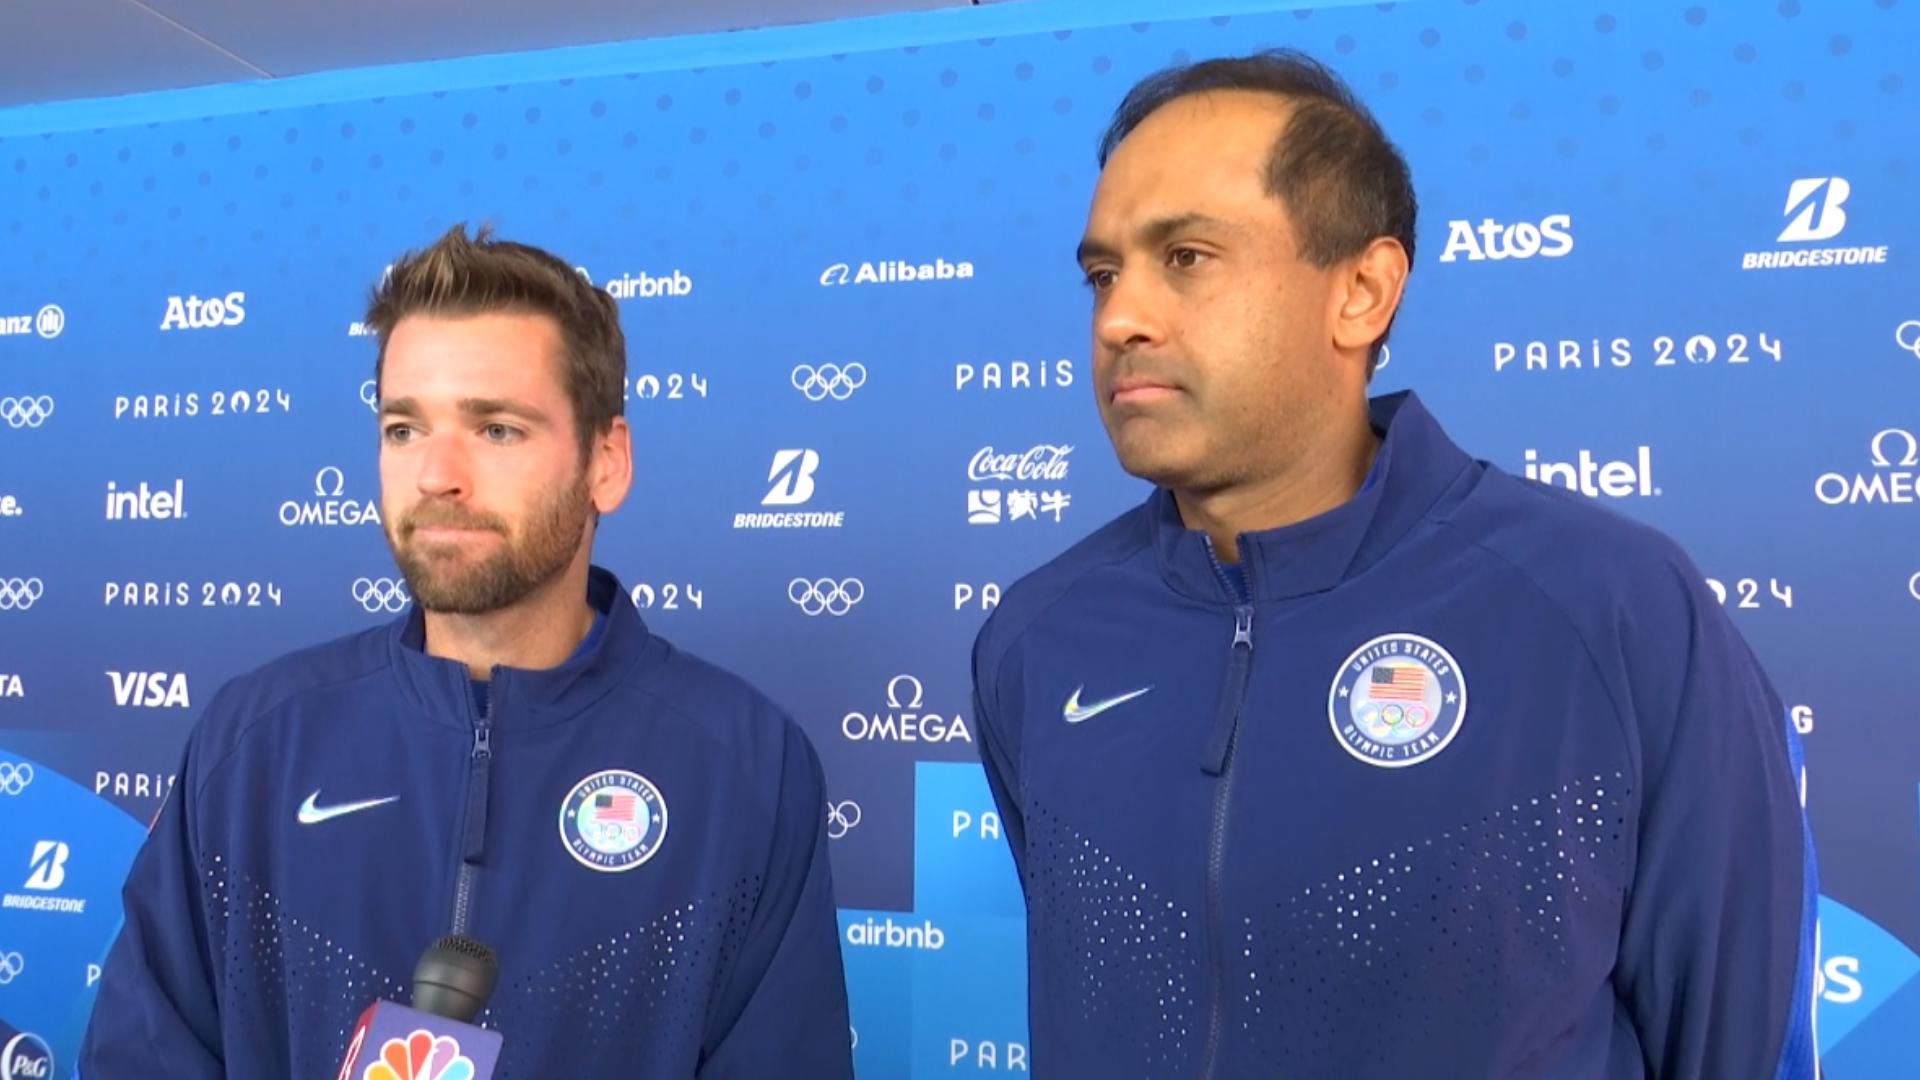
[
  {"left": 297, "top": 791, "right": 399, "bottom": 825},
  {"left": 1063, "top": 685, "right": 1153, "bottom": 724}
]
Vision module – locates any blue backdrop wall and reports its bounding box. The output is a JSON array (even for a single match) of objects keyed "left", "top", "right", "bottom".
[{"left": 1, "top": 0, "right": 1916, "bottom": 1075}]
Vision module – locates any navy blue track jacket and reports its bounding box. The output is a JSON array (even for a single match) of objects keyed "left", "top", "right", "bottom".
[
  {"left": 80, "top": 567, "right": 853, "bottom": 1079},
  {"left": 972, "top": 391, "right": 1818, "bottom": 1079}
]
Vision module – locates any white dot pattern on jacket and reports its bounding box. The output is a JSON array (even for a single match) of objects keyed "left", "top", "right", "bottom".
[{"left": 1023, "top": 772, "right": 1631, "bottom": 1074}]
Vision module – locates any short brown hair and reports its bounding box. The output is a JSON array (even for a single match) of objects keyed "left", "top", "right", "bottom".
[{"left": 364, "top": 224, "right": 625, "bottom": 460}]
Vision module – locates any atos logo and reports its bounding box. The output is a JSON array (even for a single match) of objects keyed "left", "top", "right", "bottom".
[
  {"left": 159, "top": 291, "right": 246, "bottom": 330},
  {"left": 1438, "top": 214, "right": 1573, "bottom": 262}
]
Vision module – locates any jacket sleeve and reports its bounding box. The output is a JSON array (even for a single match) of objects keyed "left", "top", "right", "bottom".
[
  {"left": 1611, "top": 566, "right": 1819, "bottom": 1080},
  {"left": 971, "top": 621, "right": 1028, "bottom": 888},
  {"left": 696, "top": 718, "right": 853, "bottom": 1080},
  {"left": 77, "top": 731, "right": 224, "bottom": 1079}
]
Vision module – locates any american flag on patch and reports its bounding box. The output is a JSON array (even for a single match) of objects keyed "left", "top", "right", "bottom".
[
  {"left": 1370, "top": 665, "right": 1427, "bottom": 701},
  {"left": 595, "top": 792, "right": 639, "bottom": 822}
]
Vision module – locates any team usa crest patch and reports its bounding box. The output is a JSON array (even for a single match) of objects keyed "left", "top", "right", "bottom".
[
  {"left": 1328, "top": 633, "right": 1467, "bottom": 769},
  {"left": 559, "top": 769, "right": 668, "bottom": 872}
]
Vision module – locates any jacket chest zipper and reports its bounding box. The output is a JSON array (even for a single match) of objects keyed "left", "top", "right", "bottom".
[
  {"left": 451, "top": 688, "right": 494, "bottom": 936},
  {"left": 1198, "top": 543, "right": 1256, "bottom": 1080}
]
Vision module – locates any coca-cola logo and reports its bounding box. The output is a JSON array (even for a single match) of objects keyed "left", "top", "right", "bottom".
[{"left": 968, "top": 444, "right": 1073, "bottom": 483}]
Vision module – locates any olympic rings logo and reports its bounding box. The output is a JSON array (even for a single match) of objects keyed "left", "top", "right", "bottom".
[
  {"left": 0, "top": 762, "right": 33, "bottom": 796},
  {"left": 351, "top": 577, "right": 411, "bottom": 613},
  {"left": 787, "top": 577, "right": 864, "bottom": 617},
  {"left": 0, "top": 396, "right": 54, "bottom": 429},
  {"left": 1896, "top": 320, "right": 1920, "bottom": 360},
  {"left": 791, "top": 363, "right": 868, "bottom": 402},
  {"left": 0, "top": 578, "right": 44, "bottom": 611},
  {"left": 827, "top": 800, "right": 862, "bottom": 839}
]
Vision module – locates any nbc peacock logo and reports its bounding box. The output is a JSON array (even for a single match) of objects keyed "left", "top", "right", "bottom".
[{"left": 362, "top": 1030, "right": 476, "bottom": 1080}]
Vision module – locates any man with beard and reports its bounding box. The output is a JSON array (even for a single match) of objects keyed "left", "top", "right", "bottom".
[
  {"left": 80, "top": 226, "right": 854, "bottom": 1080},
  {"left": 970, "top": 52, "right": 1816, "bottom": 1079}
]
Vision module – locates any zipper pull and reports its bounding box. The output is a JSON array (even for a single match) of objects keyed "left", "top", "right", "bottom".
[
  {"left": 1201, "top": 606, "right": 1257, "bottom": 776},
  {"left": 463, "top": 721, "right": 493, "bottom": 864}
]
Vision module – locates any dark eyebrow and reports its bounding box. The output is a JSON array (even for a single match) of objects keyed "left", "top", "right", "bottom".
[
  {"left": 455, "top": 398, "right": 551, "bottom": 424},
  {"left": 1075, "top": 235, "right": 1119, "bottom": 268},
  {"left": 1075, "top": 212, "right": 1237, "bottom": 267},
  {"left": 377, "top": 396, "right": 419, "bottom": 420},
  {"left": 377, "top": 397, "right": 552, "bottom": 424}
]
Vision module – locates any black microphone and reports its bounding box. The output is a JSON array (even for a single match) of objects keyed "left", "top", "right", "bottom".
[
  {"left": 333, "top": 936, "right": 505, "bottom": 1080},
  {"left": 413, "top": 934, "right": 499, "bottom": 1022}
]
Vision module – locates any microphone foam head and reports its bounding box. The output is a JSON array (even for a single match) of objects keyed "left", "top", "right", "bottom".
[{"left": 412, "top": 934, "right": 500, "bottom": 1021}]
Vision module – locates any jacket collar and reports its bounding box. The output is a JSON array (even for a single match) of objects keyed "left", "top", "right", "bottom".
[
  {"left": 388, "top": 565, "right": 655, "bottom": 728},
  {"left": 1148, "top": 390, "right": 1477, "bottom": 604}
]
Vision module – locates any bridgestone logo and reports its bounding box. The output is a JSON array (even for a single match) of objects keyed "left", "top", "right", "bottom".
[
  {"left": 4, "top": 893, "right": 85, "bottom": 913},
  {"left": 732, "top": 511, "right": 845, "bottom": 528}
]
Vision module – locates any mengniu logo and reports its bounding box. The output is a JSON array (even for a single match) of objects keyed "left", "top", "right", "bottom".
[{"left": 362, "top": 1030, "right": 475, "bottom": 1080}]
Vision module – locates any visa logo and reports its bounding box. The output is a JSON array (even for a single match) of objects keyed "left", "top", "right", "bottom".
[{"left": 107, "top": 671, "right": 191, "bottom": 708}]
